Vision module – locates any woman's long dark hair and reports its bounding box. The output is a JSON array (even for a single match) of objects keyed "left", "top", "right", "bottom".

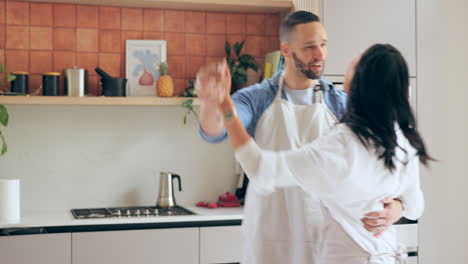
[{"left": 341, "top": 44, "right": 432, "bottom": 171}]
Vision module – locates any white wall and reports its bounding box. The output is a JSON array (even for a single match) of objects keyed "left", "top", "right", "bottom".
[
  {"left": 417, "top": 0, "right": 468, "bottom": 262},
  {"left": 0, "top": 105, "right": 236, "bottom": 213}
]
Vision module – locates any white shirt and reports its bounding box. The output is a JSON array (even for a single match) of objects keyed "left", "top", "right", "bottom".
[{"left": 235, "top": 123, "right": 424, "bottom": 262}]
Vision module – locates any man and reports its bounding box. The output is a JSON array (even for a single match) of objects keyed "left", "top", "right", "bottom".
[{"left": 196, "top": 11, "right": 404, "bottom": 264}]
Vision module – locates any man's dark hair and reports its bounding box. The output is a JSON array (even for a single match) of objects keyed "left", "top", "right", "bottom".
[{"left": 279, "top": 11, "right": 320, "bottom": 43}]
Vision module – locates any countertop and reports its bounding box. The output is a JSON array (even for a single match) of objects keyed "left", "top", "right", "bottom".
[{"left": 0, "top": 205, "right": 243, "bottom": 231}]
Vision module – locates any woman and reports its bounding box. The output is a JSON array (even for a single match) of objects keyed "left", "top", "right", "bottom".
[{"left": 218, "top": 44, "right": 431, "bottom": 264}]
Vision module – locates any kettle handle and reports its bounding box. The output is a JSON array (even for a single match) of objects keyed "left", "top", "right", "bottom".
[{"left": 172, "top": 174, "right": 182, "bottom": 192}]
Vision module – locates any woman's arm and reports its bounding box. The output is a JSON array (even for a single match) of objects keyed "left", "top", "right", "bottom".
[{"left": 399, "top": 157, "right": 425, "bottom": 220}]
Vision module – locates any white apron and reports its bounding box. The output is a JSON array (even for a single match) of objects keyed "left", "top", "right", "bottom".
[{"left": 241, "top": 74, "right": 338, "bottom": 264}]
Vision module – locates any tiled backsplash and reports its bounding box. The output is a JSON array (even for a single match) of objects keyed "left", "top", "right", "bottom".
[{"left": 0, "top": 0, "right": 280, "bottom": 95}]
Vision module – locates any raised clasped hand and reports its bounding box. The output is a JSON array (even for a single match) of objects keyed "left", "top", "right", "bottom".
[{"left": 195, "top": 59, "right": 231, "bottom": 108}]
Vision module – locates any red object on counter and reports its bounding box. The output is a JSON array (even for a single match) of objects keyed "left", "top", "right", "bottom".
[
  {"left": 196, "top": 201, "right": 209, "bottom": 207},
  {"left": 208, "top": 202, "right": 219, "bottom": 208},
  {"left": 217, "top": 192, "right": 241, "bottom": 207},
  {"left": 196, "top": 192, "right": 241, "bottom": 209}
]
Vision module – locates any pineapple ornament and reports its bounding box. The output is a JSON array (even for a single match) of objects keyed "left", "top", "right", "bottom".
[{"left": 156, "top": 62, "right": 174, "bottom": 97}]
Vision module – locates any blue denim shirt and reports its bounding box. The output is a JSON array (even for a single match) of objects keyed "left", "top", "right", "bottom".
[{"left": 199, "top": 71, "right": 348, "bottom": 143}]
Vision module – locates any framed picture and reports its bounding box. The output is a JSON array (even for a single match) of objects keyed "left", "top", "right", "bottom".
[{"left": 126, "top": 40, "right": 167, "bottom": 96}]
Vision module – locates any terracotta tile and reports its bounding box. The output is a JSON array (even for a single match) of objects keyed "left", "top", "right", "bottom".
[
  {"left": 53, "top": 51, "right": 75, "bottom": 73},
  {"left": 206, "top": 13, "right": 225, "bottom": 34},
  {"left": 226, "top": 35, "right": 246, "bottom": 49},
  {"left": 99, "top": 7, "right": 120, "bottom": 30},
  {"left": 77, "top": 5, "right": 98, "bottom": 28},
  {"left": 120, "top": 54, "right": 126, "bottom": 78},
  {"left": 265, "top": 14, "right": 280, "bottom": 36},
  {"left": 206, "top": 35, "right": 226, "bottom": 57},
  {"left": 143, "top": 9, "right": 164, "bottom": 32},
  {"left": 0, "top": 24, "right": 5, "bottom": 49},
  {"left": 244, "top": 36, "right": 265, "bottom": 57},
  {"left": 121, "top": 8, "right": 142, "bottom": 31},
  {"left": 30, "top": 3, "right": 52, "bottom": 26},
  {"left": 99, "top": 30, "right": 121, "bottom": 53},
  {"left": 264, "top": 36, "right": 280, "bottom": 53},
  {"left": 6, "top": 1, "right": 29, "bottom": 25},
  {"left": 53, "top": 28, "right": 76, "bottom": 51},
  {"left": 246, "top": 14, "right": 265, "bottom": 36},
  {"left": 186, "top": 34, "right": 205, "bottom": 56},
  {"left": 143, "top": 31, "right": 164, "bottom": 40},
  {"left": 87, "top": 75, "right": 100, "bottom": 96},
  {"left": 167, "top": 55, "right": 185, "bottom": 78},
  {"left": 77, "top": 28, "right": 98, "bottom": 52},
  {"left": 226, "top": 13, "right": 245, "bottom": 35},
  {"left": 76, "top": 52, "right": 98, "bottom": 76},
  {"left": 166, "top": 32, "right": 185, "bottom": 56},
  {"left": 0, "top": 1, "right": 5, "bottom": 24},
  {"left": 185, "top": 56, "right": 205, "bottom": 79},
  {"left": 98, "top": 53, "right": 121, "bottom": 77},
  {"left": 29, "top": 51, "right": 52, "bottom": 74},
  {"left": 5, "top": 50, "right": 29, "bottom": 72},
  {"left": 185, "top": 11, "right": 205, "bottom": 34},
  {"left": 28, "top": 74, "right": 42, "bottom": 95},
  {"left": 254, "top": 56, "right": 264, "bottom": 66},
  {"left": 206, "top": 56, "right": 225, "bottom": 64},
  {"left": 165, "top": 10, "right": 184, "bottom": 32},
  {"left": 53, "top": 4, "right": 76, "bottom": 28},
  {"left": 173, "top": 78, "right": 185, "bottom": 96},
  {"left": 121, "top": 31, "right": 143, "bottom": 51},
  {"left": 0, "top": 49, "right": 4, "bottom": 66},
  {"left": 6, "top": 25, "right": 28, "bottom": 49},
  {"left": 30, "top": 26, "right": 52, "bottom": 50}
]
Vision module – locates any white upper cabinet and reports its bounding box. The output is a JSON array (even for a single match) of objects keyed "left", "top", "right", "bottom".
[{"left": 322, "top": 0, "right": 416, "bottom": 77}]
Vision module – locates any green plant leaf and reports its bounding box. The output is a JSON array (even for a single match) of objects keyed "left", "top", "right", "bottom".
[
  {"left": 181, "top": 99, "right": 193, "bottom": 109},
  {"left": 0, "top": 105, "right": 8, "bottom": 127},
  {"left": 188, "top": 88, "right": 197, "bottom": 97},
  {"left": 7, "top": 72, "right": 16, "bottom": 82},
  {"left": 225, "top": 41, "right": 231, "bottom": 57},
  {"left": 0, "top": 64, "right": 3, "bottom": 73},
  {"left": 1, "top": 143, "right": 7, "bottom": 155},
  {"left": 233, "top": 42, "right": 240, "bottom": 57},
  {"left": 234, "top": 40, "right": 245, "bottom": 57}
]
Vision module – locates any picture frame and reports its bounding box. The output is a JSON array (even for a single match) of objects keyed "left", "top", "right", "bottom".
[{"left": 126, "top": 40, "right": 167, "bottom": 96}]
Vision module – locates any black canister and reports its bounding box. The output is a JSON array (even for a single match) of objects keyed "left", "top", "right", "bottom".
[
  {"left": 42, "top": 72, "right": 60, "bottom": 96},
  {"left": 11, "top": 72, "right": 29, "bottom": 94}
]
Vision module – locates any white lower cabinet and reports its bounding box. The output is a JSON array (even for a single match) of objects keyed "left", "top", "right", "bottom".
[
  {"left": 72, "top": 228, "right": 199, "bottom": 264},
  {"left": 0, "top": 233, "right": 71, "bottom": 264},
  {"left": 200, "top": 226, "right": 242, "bottom": 264}
]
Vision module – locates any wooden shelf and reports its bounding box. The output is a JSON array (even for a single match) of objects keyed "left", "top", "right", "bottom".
[
  {"left": 24, "top": 0, "right": 293, "bottom": 13},
  {"left": 0, "top": 96, "right": 199, "bottom": 106}
]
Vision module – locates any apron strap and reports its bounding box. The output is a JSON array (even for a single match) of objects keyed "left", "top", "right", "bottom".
[
  {"left": 313, "top": 79, "right": 328, "bottom": 104},
  {"left": 277, "top": 73, "right": 324, "bottom": 104}
]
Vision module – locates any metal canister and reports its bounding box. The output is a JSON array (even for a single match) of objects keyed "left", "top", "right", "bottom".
[
  {"left": 64, "top": 66, "right": 88, "bottom": 97},
  {"left": 42, "top": 72, "right": 60, "bottom": 96},
  {"left": 10, "top": 72, "right": 29, "bottom": 94}
]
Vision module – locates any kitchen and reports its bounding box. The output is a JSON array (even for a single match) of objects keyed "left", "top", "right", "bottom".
[{"left": 0, "top": 0, "right": 467, "bottom": 264}]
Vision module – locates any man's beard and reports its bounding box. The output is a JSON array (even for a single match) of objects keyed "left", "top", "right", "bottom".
[{"left": 292, "top": 52, "right": 323, "bottom": 80}]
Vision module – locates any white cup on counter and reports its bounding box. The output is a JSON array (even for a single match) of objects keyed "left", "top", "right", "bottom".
[{"left": 0, "top": 179, "right": 20, "bottom": 223}]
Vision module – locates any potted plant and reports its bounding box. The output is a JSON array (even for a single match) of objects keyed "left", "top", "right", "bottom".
[
  {"left": 180, "top": 40, "right": 259, "bottom": 124},
  {"left": 225, "top": 40, "right": 259, "bottom": 94},
  {"left": 0, "top": 64, "right": 16, "bottom": 155}
]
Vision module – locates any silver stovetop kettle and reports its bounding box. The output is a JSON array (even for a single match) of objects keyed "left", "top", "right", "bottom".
[{"left": 156, "top": 172, "right": 182, "bottom": 208}]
